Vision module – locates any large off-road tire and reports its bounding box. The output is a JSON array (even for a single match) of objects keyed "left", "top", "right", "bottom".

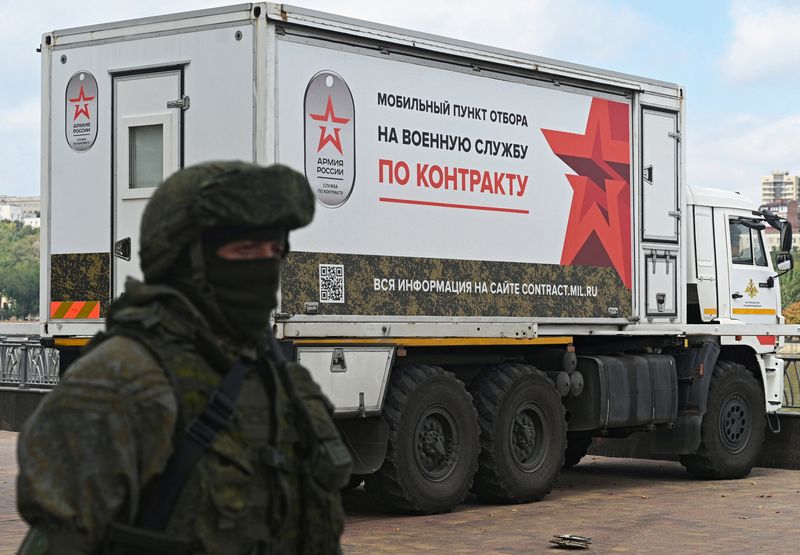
[
  {"left": 563, "top": 432, "right": 593, "bottom": 469},
  {"left": 470, "top": 363, "right": 566, "bottom": 503},
  {"left": 364, "top": 365, "right": 479, "bottom": 514},
  {"left": 680, "top": 360, "right": 765, "bottom": 479}
]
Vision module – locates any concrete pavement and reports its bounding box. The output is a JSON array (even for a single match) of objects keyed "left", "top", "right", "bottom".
[{"left": 3, "top": 430, "right": 800, "bottom": 554}]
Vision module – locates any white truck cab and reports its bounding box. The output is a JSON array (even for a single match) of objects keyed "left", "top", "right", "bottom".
[
  {"left": 688, "top": 187, "right": 788, "bottom": 329},
  {"left": 687, "top": 186, "right": 791, "bottom": 413}
]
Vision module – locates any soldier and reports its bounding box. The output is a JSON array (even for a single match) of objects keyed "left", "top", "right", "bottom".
[{"left": 17, "top": 161, "right": 352, "bottom": 554}]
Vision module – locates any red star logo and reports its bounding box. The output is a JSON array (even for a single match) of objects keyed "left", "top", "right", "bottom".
[
  {"left": 309, "top": 95, "right": 350, "bottom": 155},
  {"left": 541, "top": 98, "right": 632, "bottom": 288},
  {"left": 69, "top": 85, "right": 95, "bottom": 121}
]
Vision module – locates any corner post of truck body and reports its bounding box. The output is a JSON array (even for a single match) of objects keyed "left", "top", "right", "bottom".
[
  {"left": 630, "top": 90, "right": 642, "bottom": 321},
  {"left": 253, "top": 2, "right": 270, "bottom": 166},
  {"left": 39, "top": 33, "right": 53, "bottom": 329},
  {"left": 678, "top": 88, "right": 688, "bottom": 327}
]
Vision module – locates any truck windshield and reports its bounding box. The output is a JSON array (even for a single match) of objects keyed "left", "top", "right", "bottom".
[{"left": 729, "top": 220, "right": 767, "bottom": 266}]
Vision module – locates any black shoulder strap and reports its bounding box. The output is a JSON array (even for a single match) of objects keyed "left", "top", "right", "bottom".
[{"left": 136, "top": 358, "right": 249, "bottom": 530}]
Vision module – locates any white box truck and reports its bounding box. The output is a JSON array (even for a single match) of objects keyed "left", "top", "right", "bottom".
[{"left": 6, "top": 2, "right": 799, "bottom": 514}]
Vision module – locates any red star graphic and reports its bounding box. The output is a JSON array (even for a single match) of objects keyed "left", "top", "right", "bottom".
[
  {"left": 541, "top": 98, "right": 632, "bottom": 288},
  {"left": 69, "top": 85, "right": 95, "bottom": 121},
  {"left": 309, "top": 95, "right": 350, "bottom": 155}
]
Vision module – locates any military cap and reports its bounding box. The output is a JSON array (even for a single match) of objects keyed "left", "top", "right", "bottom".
[{"left": 139, "top": 161, "right": 314, "bottom": 282}]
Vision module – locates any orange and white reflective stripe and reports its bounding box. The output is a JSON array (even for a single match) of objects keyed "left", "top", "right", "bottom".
[
  {"left": 731, "top": 308, "right": 777, "bottom": 315},
  {"left": 50, "top": 301, "right": 100, "bottom": 319},
  {"left": 703, "top": 308, "right": 718, "bottom": 315}
]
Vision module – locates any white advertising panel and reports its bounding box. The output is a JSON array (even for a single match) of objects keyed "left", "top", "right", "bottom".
[{"left": 278, "top": 40, "right": 633, "bottom": 320}]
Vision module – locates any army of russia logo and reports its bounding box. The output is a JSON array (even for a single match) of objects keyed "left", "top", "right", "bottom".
[
  {"left": 65, "top": 71, "right": 98, "bottom": 152},
  {"left": 304, "top": 71, "right": 355, "bottom": 208}
]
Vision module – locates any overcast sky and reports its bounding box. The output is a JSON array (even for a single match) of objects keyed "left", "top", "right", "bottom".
[{"left": 1, "top": 0, "right": 798, "bottom": 202}]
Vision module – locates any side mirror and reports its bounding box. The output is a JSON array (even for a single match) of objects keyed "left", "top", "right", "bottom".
[
  {"left": 777, "top": 252, "right": 794, "bottom": 272},
  {"left": 780, "top": 220, "right": 793, "bottom": 252}
]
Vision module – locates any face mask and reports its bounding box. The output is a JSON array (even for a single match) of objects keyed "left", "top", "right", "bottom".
[
  {"left": 203, "top": 255, "right": 281, "bottom": 344},
  {"left": 201, "top": 228, "right": 287, "bottom": 345}
]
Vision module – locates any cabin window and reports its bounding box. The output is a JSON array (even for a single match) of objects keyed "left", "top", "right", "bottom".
[
  {"left": 129, "top": 124, "right": 163, "bottom": 189},
  {"left": 729, "top": 220, "right": 767, "bottom": 266},
  {"left": 752, "top": 229, "right": 767, "bottom": 267}
]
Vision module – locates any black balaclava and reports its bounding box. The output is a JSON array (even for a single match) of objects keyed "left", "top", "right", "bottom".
[{"left": 166, "top": 226, "right": 287, "bottom": 347}]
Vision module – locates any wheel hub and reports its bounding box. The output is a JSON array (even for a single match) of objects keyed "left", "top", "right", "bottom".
[
  {"left": 719, "top": 392, "right": 751, "bottom": 455},
  {"left": 509, "top": 401, "right": 548, "bottom": 472},
  {"left": 414, "top": 405, "right": 459, "bottom": 482},
  {"left": 514, "top": 412, "right": 537, "bottom": 460}
]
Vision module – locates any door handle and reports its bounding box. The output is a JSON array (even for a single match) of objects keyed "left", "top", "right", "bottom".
[
  {"left": 732, "top": 292, "right": 743, "bottom": 299},
  {"left": 114, "top": 237, "right": 131, "bottom": 261}
]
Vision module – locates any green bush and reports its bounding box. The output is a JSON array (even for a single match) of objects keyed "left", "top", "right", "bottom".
[{"left": 0, "top": 221, "right": 39, "bottom": 320}]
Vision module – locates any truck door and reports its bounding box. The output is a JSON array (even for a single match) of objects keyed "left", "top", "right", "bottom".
[
  {"left": 112, "top": 69, "right": 183, "bottom": 297},
  {"left": 727, "top": 218, "right": 778, "bottom": 324},
  {"left": 641, "top": 109, "right": 679, "bottom": 242},
  {"left": 693, "top": 206, "right": 718, "bottom": 321},
  {"left": 641, "top": 108, "right": 680, "bottom": 319}
]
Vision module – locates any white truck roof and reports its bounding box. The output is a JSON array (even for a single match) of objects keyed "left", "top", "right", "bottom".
[
  {"left": 687, "top": 186, "right": 757, "bottom": 212},
  {"left": 47, "top": 3, "right": 680, "bottom": 96}
]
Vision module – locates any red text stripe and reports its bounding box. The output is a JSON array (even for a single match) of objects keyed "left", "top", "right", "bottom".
[{"left": 379, "top": 197, "right": 529, "bottom": 215}]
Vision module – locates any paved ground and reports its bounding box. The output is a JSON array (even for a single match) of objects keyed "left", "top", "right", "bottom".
[
  {"left": 342, "top": 460, "right": 800, "bottom": 554},
  {"left": 3, "top": 430, "right": 800, "bottom": 554},
  {"left": 0, "top": 432, "right": 25, "bottom": 553}
]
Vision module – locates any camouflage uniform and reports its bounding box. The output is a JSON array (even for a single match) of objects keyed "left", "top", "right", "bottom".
[{"left": 17, "top": 162, "right": 351, "bottom": 554}]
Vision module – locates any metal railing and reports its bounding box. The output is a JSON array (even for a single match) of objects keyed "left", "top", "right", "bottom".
[
  {"left": 0, "top": 340, "right": 59, "bottom": 388},
  {"left": 783, "top": 357, "right": 800, "bottom": 410},
  {"left": 0, "top": 338, "right": 799, "bottom": 402}
]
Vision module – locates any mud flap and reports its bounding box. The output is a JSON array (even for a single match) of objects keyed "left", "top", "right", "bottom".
[
  {"left": 680, "top": 341, "right": 721, "bottom": 414},
  {"left": 646, "top": 413, "right": 702, "bottom": 455},
  {"left": 336, "top": 417, "right": 389, "bottom": 475},
  {"left": 648, "top": 341, "right": 720, "bottom": 455}
]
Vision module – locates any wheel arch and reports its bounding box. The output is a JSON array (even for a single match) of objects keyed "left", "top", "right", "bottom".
[{"left": 719, "top": 345, "right": 766, "bottom": 395}]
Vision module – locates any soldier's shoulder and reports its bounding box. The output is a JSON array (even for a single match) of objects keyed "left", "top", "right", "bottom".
[
  {"left": 64, "top": 335, "right": 168, "bottom": 390},
  {"left": 21, "top": 335, "right": 177, "bottom": 442}
]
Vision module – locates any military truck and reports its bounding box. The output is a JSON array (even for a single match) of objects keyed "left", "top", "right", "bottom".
[{"left": 4, "top": 3, "right": 798, "bottom": 514}]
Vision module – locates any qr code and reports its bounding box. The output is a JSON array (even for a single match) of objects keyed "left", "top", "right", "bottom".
[{"left": 319, "top": 264, "right": 345, "bottom": 303}]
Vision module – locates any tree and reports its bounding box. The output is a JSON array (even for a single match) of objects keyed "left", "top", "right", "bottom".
[
  {"left": 0, "top": 221, "right": 39, "bottom": 320},
  {"left": 771, "top": 249, "right": 800, "bottom": 308},
  {"left": 782, "top": 301, "right": 800, "bottom": 324}
]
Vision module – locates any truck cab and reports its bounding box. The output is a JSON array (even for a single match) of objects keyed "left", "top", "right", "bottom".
[
  {"left": 687, "top": 186, "right": 792, "bottom": 413},
  {"left": 687, "top": 186, "right": 789, "bottom": 328}
]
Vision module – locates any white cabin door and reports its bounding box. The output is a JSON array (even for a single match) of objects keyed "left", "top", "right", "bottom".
[
  {"left": 113, "top": 70, "right": 182, "bottom": 297},
  {"left": 694, "top": 205, "right": 718, "bottom": 321},
  {"left": 727, "top": 218, "right": 779, "bottom": 325},
  {"left": 641, "top": 109, "right": 679, "bottom": 243}
]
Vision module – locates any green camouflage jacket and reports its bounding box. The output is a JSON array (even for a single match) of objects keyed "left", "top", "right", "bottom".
[{"left": 17, "top": 280, "right": 348, "bottom": 554}]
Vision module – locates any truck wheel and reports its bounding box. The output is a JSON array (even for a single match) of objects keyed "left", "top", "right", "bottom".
[
  {"left": 471, "top": 363, "right": 566, "bottom": 503},
  {"left": 563, "top": 432, "right": 592, "bottom": 469},
  {"left": 680, "top": 360, "right": 765, "bottom": 479},
  {"left": 364, "top": 365, "right": 479, "bottom": 514}
]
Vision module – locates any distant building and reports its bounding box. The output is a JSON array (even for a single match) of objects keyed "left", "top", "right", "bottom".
[
  {"left": 761, "top": 170, "right": 800, "bottom": 204},
  {"left": 0, "top": 204, "right": 22, "bottom": 222},
  {"left": 0, "top": 196, "right": 40, "bottom": 227},
  {"left": 761, "top": 199, "right": 800, "bottom": 252},
  {"left": 22, "top": 217, "right": 41, "bottom": 229}
]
